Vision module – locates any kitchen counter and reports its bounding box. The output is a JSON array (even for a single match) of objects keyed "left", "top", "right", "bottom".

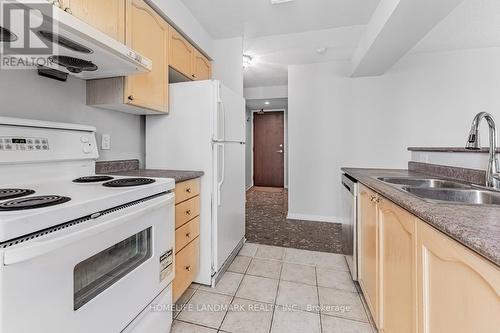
[
  {"left": 107, "top": 169, "right": 204, "bottom": 183},
  {"left": 408, "top": 146, "right": 500, "bottom": 153},
  {"left": 95, "top": 159, "right": 204, "bottom": 183},
  {"left": 342, "top": 168, "right": 500, "bottom": 267}
]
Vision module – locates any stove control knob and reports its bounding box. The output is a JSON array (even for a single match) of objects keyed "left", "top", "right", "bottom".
[
  {"left": 82, "top": 144, "right": 92, "bottom": 154},
  {"left": 80, "top": 136, "right": 89, "bottom": 143}
]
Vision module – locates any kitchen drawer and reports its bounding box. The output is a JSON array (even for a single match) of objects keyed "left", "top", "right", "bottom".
[
  {"left": 175, "top": 216, "right": 200, "bottom": 254},
  {"left": 173, "top": 237, "right": 199, "bottom": 302},
  {"left": 175, "top": 178, "right": 200, "bottom": 204},
  {"left": 175, "top": 196, "right": 200, "bottom": 229}
]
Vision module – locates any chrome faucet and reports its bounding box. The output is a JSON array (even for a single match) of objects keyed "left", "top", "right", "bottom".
[{"left": 466, "top": 112, "right": 500, "bottom": 188}]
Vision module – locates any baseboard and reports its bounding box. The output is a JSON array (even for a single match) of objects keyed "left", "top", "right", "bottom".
[
  {"left": 245, "top": 184, "right": 253, "bottom": 191},
  {"left": 286, "top": 213, "right": 345, "bottom": 224}
]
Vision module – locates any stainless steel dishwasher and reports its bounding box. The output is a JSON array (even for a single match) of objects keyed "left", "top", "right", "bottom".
[{"left": 341, "top": 173, "right": 358, "bottom": 281}]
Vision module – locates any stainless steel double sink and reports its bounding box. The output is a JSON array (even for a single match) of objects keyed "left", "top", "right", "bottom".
[{"left": 377, "top": 176, "right": 500, "bottom": 206}]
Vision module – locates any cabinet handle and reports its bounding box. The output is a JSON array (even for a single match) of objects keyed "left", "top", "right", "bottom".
[
  {"left": 64, "top": 7, "right": 72, "bottom": 14},
  {"left": 128, "top": 95, "right": 134, "bottom": 101},
  {"left": 186, "top": 210, "right": 191, "bottom": 215},
  {"left": 185, "top": 187, "right": 191, "bottom": 193},
  {"left": 186, "top": 232, "right": 191, "bottom": 238},
  {"left": 192, "top": 74, "right": 196, "bottom": 78},
  {"left": 185, "top": 265, "right": 191, "bottom": 271}
]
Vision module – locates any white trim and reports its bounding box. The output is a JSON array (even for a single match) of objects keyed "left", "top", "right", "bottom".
[
  {"left": 246, "top": 183, "right": 253, "bottom": 191},
  {"left": 286, "top": 213, "right": 343, "bottom": 224},
  {"left": 250, "top": 108, "right": 288, "bottom": 188}
]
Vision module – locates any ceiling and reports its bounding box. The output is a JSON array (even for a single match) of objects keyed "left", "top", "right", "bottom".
[
  {"left": 181, "top": 0, "right": 380, "bottom": 89},
  {"left": 246, "top": 98, "right": 288, "bottom": 111},
  {"left": 243, "top": 25, "right": 365, "bottom": 87},
  {"left": 180, "top": 0, "right": 380, "bottom": 39},
  {"left": 412, "top": 0, "right": 500, "bottom": 53}
]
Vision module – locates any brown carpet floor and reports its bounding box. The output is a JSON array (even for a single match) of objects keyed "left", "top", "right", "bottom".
[{"left": 245, "top": 187, "right": 343, "bottom": 253}]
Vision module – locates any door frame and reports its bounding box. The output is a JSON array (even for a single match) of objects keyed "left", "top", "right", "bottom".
[{"left": 250, "top": 109, "right": 288, "bottom": 189}]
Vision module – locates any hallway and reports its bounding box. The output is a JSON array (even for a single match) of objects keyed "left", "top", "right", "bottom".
[{"left": 245, "top": 187, "right": 343, "bottom": 253}]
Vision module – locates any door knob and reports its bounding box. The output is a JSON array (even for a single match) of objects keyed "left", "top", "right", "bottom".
[{"left": 276, "top": 150, "right": 284, "bottom": 153}]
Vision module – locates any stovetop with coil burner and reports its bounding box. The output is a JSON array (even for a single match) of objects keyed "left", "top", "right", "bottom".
[{"left": 0, "top": 189, "right": 35, "bottom": 201}]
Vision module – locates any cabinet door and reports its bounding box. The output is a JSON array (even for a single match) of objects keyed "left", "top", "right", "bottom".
[
  {"left": 125, "top": 0, "right": 168, "bottom": 113},
  {"left": 62, "top": 0, "right": 125, "bottom": 43},
  {"left": 378, "top": 198, "right": 417, "bottom": 333},
  {"left": 417, "top": 222, "right": 500, "bottom": 333},
  {"left": 169, "top": 27, "right": 195, "bottom": 79},
  {"left": 193, "top": 49, "right": 211, "bottom": 80},
  {"left": 358, "top": 184, "right": 379, "bottom": 325}
]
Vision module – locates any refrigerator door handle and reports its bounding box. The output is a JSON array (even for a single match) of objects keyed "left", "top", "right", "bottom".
[
  {"left": 217, "top": 143, "right": 225, "bottom": 206},
  {"left": 220, "top": 100, "right": 226, "bottom": 141}
]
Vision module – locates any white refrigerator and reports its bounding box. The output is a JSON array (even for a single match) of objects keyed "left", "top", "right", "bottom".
[{"left": 145, "top": 80, "right": 246, "bottom": 286}]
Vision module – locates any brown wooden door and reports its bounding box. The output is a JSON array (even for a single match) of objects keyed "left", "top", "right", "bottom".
[{"left": 253, "top": 111, "right": 284, "bottom": 187}]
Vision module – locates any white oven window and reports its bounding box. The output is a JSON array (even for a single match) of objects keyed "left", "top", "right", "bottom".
[{"left": 73, "top": 228, "right": 152, "bottom": 310}]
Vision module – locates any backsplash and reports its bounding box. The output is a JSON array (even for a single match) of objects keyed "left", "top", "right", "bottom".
[{"left": 0, "top": 70, "right": 145, "bottom": 163}]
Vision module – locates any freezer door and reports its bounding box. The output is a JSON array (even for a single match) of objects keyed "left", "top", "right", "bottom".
[
  {"left": 214, "top": 83, "right": 246, "bottom": 142},
  {"left": 212, "top": 142, "right": 246, "bottom": 271}
]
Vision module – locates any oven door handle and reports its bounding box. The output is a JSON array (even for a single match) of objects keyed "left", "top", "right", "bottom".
[{"left": 3, "top": 193, "right": 174, "bottom": 266}]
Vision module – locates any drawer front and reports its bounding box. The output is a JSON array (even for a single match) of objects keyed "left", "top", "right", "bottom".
[
  {"left": 173, "top": 237, "right": 199, "bottom": 302},
  {"left": 175, "top": 216, "right": 200, "bottom": 253},
  {"left": 175, "top": 196, "right": 200, "bottom": 229},
  {"left": 175, "top": 178, "right": 200, "bottom": 204}
]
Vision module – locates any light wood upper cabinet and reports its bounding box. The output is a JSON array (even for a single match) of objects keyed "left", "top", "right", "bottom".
[
  {"left": 61, "top": 0, "right": 125, "bottom": 42},
  {"left": 169, "top": 27, "right": 195, "bottom": 79},
  {"left": 124, "top": 0, "right": 169, "bottom": 112},
  {"left": 378, "top": 199, "right": 417, "bottom": 333},
  {"left": 358, "top": 184, "right": 379, "bottom": 325},
  {"left": 417, "top": 222, "right": 500, "bottom": 333},
  {"left": 193, "top": 49, "right": 211, "bottom": 80}
]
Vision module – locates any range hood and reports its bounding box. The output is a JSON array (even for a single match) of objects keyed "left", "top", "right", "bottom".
[{"left": 0, "top": 1, "right": 151, "bottom": 79}]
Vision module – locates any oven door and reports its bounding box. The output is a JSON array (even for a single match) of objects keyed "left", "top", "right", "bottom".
[{"left": 0, "top": 193, "right": 174, "bottom": 333}]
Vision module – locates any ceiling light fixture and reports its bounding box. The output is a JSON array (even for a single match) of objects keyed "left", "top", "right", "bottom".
[
  {"left": 271, "top": 0, "right": 295, "bottom": 4},
  {"left": 243, "top": 54, "right": 253, "bottom": 68},
  {"left": 316, "top": 47, "right": 328, "bottom": 55},
  {"left": 265, "top": 101, "right": 270, "bottom": 105}
]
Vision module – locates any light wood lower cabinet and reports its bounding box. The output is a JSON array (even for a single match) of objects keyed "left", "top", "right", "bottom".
[
  {"left": 358, "top": 185, "right": 379, "bottom": 325},
  {"left": 358, "top": 184, "right": 500, "bottom": 333},
  {"left": 172, "top": 179, "right": 201, "bottom": 302},
  {"left": 173, "top": 237, "right": 199, "bottom": 301},
  {"left": 378, "top": 198, "right": 417, "bottom": 333},
  {"left": 417, "top": 222, "right": 500, "bottom": 333}
]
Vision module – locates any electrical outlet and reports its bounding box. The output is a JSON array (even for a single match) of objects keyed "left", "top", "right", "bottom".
[{"left": 101, "top": 134, "right": 111, "bottom": 150}]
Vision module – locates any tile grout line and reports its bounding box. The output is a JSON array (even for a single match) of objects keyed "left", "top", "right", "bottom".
[
  {"left": 268, "top": 249, "right": 285, "bottom": 333},
  {"left": 315, "top": 266, "right": 323, "bottom": 333},
  {"left": 216, "top": 245, "right": 256, "bottom": 332}
]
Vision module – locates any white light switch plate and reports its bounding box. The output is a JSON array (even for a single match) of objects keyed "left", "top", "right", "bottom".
[{"left": 101, "top": 134, "right": 111, "bottom": 150}]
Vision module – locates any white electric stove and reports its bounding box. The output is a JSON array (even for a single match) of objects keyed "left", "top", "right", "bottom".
[{"left": 0, "top": 117, "right": 175, "bottom": 333}]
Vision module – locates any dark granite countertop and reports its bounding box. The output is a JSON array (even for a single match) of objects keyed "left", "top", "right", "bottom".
[
  {"left": 342, "top": 168, "right": 500, "bottom": 267},
  {"left": 408, "top": 147, "right": 500, "bottom": 153},
  {"left": 95, "top": 159, "right": 203, "bottom": 183}
]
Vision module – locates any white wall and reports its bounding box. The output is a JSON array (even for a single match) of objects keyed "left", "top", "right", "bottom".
[
  {"left": 0, "top": 70, "right": 145, "bottom": 164},
  {"left": 212, "top": 37, "right": 244, "bottom": 96},
  {"left": 288, "top": 47, "right": 500, "bottom": 221},
  {"left": 244, "top": 85, "right": 288, "bottom": 100}
]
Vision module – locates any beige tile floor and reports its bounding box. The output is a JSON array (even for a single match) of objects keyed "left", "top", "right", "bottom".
[{"left": 172, "top": 242, "right": 377, "bottom": 333}]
